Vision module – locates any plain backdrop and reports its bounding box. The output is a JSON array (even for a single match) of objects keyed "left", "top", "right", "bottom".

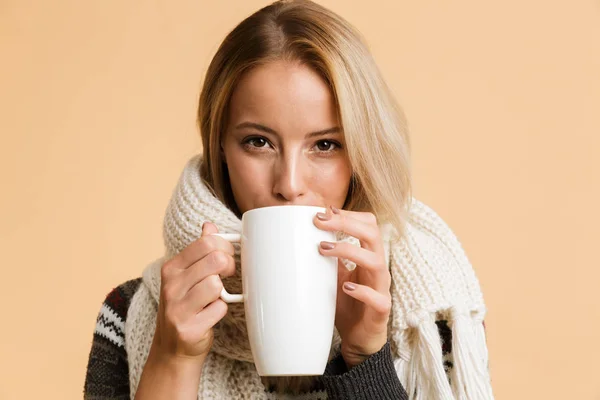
[{"left": 1, "top": 1, "right": 599, "bottom": 399}]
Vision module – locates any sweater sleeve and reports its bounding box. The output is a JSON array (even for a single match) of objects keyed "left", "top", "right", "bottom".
[
  {"left": 320, "top": 318, "right": 474, "bottom": 399},
  {"left": 84, "top": 278, "right": 142, "bottom": 400},
  {"left": 320, "top": 341, "right": 409, "bottom": 400}
]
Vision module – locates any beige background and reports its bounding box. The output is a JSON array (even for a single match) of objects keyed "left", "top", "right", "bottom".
[{"left": 1, "top": 0, "right": 598, "bottom": 399}]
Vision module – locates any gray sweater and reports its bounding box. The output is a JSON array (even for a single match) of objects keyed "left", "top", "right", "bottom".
[{"left": 85, "top": 278, "right": 455, "bottom": 399}]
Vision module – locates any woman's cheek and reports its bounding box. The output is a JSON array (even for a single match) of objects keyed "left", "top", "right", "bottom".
[
  {"left": 313, "top": 162, "right": 352, "bottom": 203},
  {"left": 227, "top": 156, "right": 262, "bottom": 208}
]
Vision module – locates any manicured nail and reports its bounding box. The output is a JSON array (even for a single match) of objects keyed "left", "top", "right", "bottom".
[
  {"left": 343, "top": 282, "right": 356, "bottom": 291},
  {"left": 320, "top": 241, "right": 336, "bottom": 250},
  {"left": 316, "top": 212, "right": 331, "bottom": 221},
  {"left": 330, "top": 205, "right": 341, "bottom": 214}
]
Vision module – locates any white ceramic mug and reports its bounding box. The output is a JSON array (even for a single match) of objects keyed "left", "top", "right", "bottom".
[{"left": 213, "top": 205, "right": 338, "bottom": 376}]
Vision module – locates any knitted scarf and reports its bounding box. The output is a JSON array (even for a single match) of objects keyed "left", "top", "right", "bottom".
[{"left": 125, "top": 154, "right": 494, "bottom": 399}]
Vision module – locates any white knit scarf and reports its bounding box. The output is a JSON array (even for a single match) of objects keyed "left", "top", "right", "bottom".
[{"left": 125, "top": 154, "right": 494, "bottom": 399}]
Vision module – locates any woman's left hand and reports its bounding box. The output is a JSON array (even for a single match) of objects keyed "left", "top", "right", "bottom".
[{"left": 313, "top": 205, "right": 391, "bottom": 369}]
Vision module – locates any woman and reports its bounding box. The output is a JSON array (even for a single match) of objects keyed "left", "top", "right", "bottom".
[{"left": 84, "top": 1, "right": 494, "bottom": 399}]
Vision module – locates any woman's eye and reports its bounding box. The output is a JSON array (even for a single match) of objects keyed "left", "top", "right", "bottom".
[
  {"left": 315, "top": 140, "right": 339, "bottom": 152},
  {"left": 245, "top": 137, "right": 270, "bottom": 148}
]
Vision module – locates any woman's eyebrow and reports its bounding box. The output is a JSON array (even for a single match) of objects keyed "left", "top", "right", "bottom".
[{"left": 234, "top": 122, "right": 341, "bottom": 138}]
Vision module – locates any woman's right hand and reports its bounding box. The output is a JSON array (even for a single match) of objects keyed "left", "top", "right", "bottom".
[{"left": 150, "top": 221, "right": 236, "bottom": 364}]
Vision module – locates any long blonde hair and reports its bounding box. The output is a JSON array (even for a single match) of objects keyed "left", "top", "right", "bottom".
[{"left": 199, "top": 0, "right": 413, "bottom": 238}]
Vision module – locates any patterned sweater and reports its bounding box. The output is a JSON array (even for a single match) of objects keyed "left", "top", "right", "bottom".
[{"left": 84, "top": 278, "right": 474, "bottom": 399}]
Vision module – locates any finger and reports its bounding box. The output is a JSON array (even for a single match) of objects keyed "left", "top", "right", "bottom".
[
  {"left": 180, "top": 250, "right": 235, "bottom": 293},
  {"left": 314, "top": 209, "right": 383, "bottom": 253},
  {"left": 341, "top": 281, "right": 392, "bottom": 323},
  {"left": 331, "top": 207, "right": 379, "bottom": 226},
  {"left": 337, "top": 257, "right": 353, "bottom": 280},
  {"left": 166, "top": 222, "right": 235, "bottom": 271},
  {"left": 192, "top": 299, "right": 228, "bottom": 334},
  {"left": 182, "top": 274, "right": 224, "bottom": 317},
  {"left": 319, "top": 241, "right": 385, "bottom": 273},
  {"left": 202, "top": 221, "right": 219, "bottom": 236},
  {"left": 336, "top": 258, "right": 352, "bottom": 296},
  {"left": 201, "top": 222, "right": 235, "bottom": 257}
]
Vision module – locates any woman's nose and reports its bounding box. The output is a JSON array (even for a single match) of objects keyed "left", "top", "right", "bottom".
[{"left": 272, "top": 156, "right": 308, "bottom": 202}]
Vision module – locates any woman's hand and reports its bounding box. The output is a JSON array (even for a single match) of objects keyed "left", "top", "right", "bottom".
[
  {"left": 150, "top": 222, "right": 236, "bottom": 365},
  {"left": 313, "top": 206, "right": 391, "bottom": 369}
]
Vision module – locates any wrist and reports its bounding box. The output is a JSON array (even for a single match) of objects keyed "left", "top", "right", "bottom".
[
  {"left": 146, "top": 347, "right": 206, "bottom": 376},
  {"left": 341, "top": 339, "right": 387, "bottom": 369},
  {"left": 135, "top": 348, "right": 206, "bottom": 400}
]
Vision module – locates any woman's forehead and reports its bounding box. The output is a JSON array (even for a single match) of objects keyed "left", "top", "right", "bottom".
[{"left": 229, "top": 61, "right": 337, "bottom": 119}]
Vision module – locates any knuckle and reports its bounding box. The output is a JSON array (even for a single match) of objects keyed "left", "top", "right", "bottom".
[
  {"left": 201, "top": 235, "right": 219, "bottom": 251},
  {"left": 161, "top": 282, "right": 178, "bottom": 301},
  {"left": 382, "top": 300, "right": 392, "bottom": 314},
  {"left": 216, "top": 300, "right": 228, "bottom": 317},
  {"left": 209, "top": 251, "right": 229, "bottom": 268},
  {"left": 224, "top": 255, "right": 236, "bottom": 276},
  {"left": 381, "top": 293, "right": 392, "bottom": 313},
  {"left": 339, "top": 214, "right": 348, "bottom": 232},
  {"left": 366, "top": 227, "right": 379, "bottom": 244},
  {"left": 161, "top": 259, "right": 175, "bottom": 279},
  {"left": 201, "top": 299, "right": 226, "bottom": 326},
  {"left": 207, "top": 275, "right": 224, "bottom": 294},
  {"left": 210, "top": 300, "right": 228, "bottom": 321},
  {"left": 225, "top": 241, "right": 236, "bottom": 255},
  {"left": 365, "top": 212, "right": 377, "bottom": 225}
]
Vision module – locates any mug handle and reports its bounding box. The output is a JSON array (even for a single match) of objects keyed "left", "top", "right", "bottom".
[{"left": 212, "top": 233, "right": 244, "bottom": 304}]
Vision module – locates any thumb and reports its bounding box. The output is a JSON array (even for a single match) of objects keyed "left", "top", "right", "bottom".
[{"left": 201, "top": 221, "right": 219, "bottom": 237}]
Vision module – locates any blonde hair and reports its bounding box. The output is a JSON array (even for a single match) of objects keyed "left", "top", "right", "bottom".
[{"left": 199, "top": 0, "right": 413, "bottom": 238}]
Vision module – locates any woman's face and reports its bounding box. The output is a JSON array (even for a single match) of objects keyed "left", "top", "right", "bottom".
[{"left": 221, "top": 61, "right": 353, "bottom": 214}]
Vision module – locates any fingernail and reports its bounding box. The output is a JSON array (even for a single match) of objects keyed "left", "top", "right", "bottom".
[
  {"left": 320, "top": 241, "right": 336, "bottom": 250},
  {"left": 343, "top": 282, "right": 356, "bottom": 291},
  {"left": 331, "top": 205, "right": 340, "bottom": 214},
  {"left": 316, "top": 212, "right": 331, "bottom": 221}
]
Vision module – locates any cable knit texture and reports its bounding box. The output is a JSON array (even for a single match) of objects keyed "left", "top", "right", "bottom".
[{"left": 124, "top": 154, "right": 494, "bottom": 399}]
